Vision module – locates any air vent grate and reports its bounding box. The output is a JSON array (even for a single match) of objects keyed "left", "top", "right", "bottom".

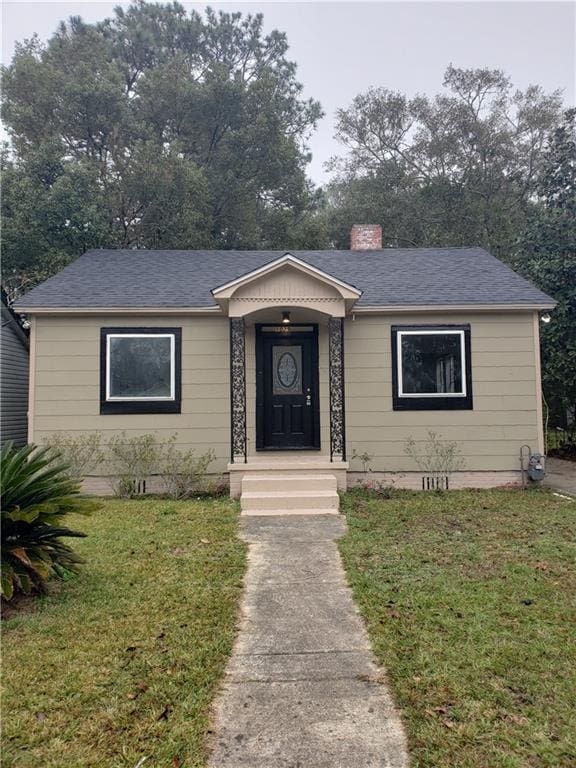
[{"left": 422, "top": 476, "right": 449, "bottom": 490}]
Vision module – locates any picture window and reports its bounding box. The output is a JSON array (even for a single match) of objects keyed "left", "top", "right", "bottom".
[{"left": 391, "top": 325, "right": 472, "bottom": 410}]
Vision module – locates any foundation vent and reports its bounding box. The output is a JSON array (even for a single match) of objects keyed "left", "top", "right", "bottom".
[{"left": 422, "top": 475, "right": 449, "bottom": 490}]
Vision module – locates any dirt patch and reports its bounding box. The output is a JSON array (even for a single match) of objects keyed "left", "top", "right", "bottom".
[{"left": 1, "top": 594, "right": 39, "bottom": 620}]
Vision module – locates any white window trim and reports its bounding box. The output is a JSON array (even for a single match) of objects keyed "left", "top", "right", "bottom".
[
  {"left": 105, "top": 333, "right": 176, "bottom": 401},
  {"left": 397, "top": 329, "right": 467, "bottom": 398}
]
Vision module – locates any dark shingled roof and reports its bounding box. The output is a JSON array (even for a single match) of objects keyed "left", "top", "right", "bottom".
[{"left": 15, "top": 247, "right": 555, "bottom": 309}]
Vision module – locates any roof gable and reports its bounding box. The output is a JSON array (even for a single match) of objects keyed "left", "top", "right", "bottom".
[{"left": 211, "top": 253, "right": 362, "bottom": 316}]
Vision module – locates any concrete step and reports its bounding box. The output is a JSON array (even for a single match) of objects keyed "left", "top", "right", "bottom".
[
  {"left": 228, "top": 459, "right": 348, "bottom": 497},
  {"left": 241, "top": 473, "right": 338, "bottom": 494},
  {"left": 241, "top": 508, "right": 340, "bottom": 517},
  {"left": 241, "top": 490, "right": 339, "bottom": 514}
]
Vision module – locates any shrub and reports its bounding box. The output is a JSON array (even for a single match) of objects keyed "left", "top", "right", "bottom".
[
  {"left": 106, "top": 433, "right": 159, "bottom": 497},
  {"left": 37, "top": 432, "right": 221, "bottom": 500},
  {"left": 203, "top": 475, "right": 229, "bottom": 497},
  {"left": 350, "top": 448, "right": 374, "bottom": 474},
  {"left": 350, "top": 448, "right": 396, "bottom": 497},
  {"left": 104, "top": 433, "right": 217, "bottom": 499},
  {"left": 43, "top": 432, "right": 104, "bottom": 480},
  {"left": 404, "top": 430, "right": 466, "bottom": 488},
  {"left": 158, "top": 436, "right": 216, "bottom": 499},
  {"left": 0, "top": 442, "right": 99, "bottom": 600}
]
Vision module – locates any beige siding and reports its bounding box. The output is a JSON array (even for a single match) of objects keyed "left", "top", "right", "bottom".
[
  {"left": 32, "top": 309, "right": 543, "bottom": 478},
  {"left": 32, "top": 316, "right": 231, "bottom": 472},
  {"left": 344, "top": 311, "right": 541, "bottom": 472}
]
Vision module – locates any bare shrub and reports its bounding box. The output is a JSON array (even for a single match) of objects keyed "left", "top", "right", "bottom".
[
  {"left": 158, "top": 435, "right": 215, "bottom": 499},
  {"left": 404, "top": 430, "right": 466, "bottom": 488},
  {"left": 43, "top": 432, "right": 104, "bottom": 480},
  {"left": 106, "top": 433, "right": 159, "bottom": 497},
  {"left": 350, "top": 448, "right": 374, "bottom": 473}
]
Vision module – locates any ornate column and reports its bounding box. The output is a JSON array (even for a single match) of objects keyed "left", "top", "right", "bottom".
[
  {"left": 329, "top": 317, "right": 346, "bottom": 462},
  {"left": 230, "top": 318, "right": 247, "bottom": 463}
]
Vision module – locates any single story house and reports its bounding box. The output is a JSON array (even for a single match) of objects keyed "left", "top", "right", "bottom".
[
  {"left": 15, "top": 225, "right": 555, "bottom": 513},
  {"left": 1, "top": 288, "right": 30, "bottom": 447}
]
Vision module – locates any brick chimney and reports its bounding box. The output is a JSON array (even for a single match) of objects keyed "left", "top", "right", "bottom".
[{"left": 350, "top": 224, "right": 382, "bottom": 250}]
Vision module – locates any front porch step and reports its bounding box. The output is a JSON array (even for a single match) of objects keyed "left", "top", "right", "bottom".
[
  {"left": 241, "top": 508, "right": 340, "bottom": 517},
  {"left": 240, "top": 470, "right": 340, "bottom": 514},
  {"left": 241, "top": 473, "right": 337, "bottom": 494},
  {"left": 241, "top": 490, "right": 339, "bottom": 513},
  {"left": 229, "top": 459, "right": 348, "bottom": 500}
]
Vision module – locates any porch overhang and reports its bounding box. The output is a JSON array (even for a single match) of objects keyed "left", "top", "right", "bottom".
[{"left": 211, "top": 253, "right": 362, "bottom": 317}]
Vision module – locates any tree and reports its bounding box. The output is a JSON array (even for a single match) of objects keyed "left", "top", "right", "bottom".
[
  {"left": 327, "top": 66, "right": 564, "bottom": 257},
  {"left": 1, "top": 2, "right": 324, "bottom": 289},
  {"left": 1, "top": 142, "right": 110, "bottom": 293},
  {"left": 514, "top": 109, "right": 576, "bottom": 430}
]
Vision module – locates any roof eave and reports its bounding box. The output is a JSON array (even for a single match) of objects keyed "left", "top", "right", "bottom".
[
  {"left": 14, "top": 305, "right": 223, "bottom": 315},
  {"left": 352, "top": 302, "right": 557, "bottom": 314},
  {"left": 15, "top": 301, "right": 557, "bottom": 316}
]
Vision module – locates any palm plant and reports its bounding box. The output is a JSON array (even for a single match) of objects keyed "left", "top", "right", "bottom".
[{"left": 1, "top": 442, "right": 100, "bottom": 600}]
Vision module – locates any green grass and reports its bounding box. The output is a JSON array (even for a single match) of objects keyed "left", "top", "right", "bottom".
[
  {"left": 339, "top": 488, "right": 576, "bottom": 768},
  {"left": 2, "top": 498, "right": 246, "bottom": 768}
]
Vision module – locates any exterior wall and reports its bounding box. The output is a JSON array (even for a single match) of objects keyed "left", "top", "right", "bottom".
[
  {"left": 30, "top": 315, "right": 231, "bottom": 473},
  {"left": 30, "top": 308, "right": 543, "bottom": 489},
  {"left": 344, "top": 311, "right": 541, "bottom": 476},
  {"left": 1, "top": 307, "right": 29, "bottom": 447}
]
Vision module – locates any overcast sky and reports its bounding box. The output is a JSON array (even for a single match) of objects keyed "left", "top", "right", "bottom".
[{"left": 2, "top": 1, "right": 575, "bottom": 184}]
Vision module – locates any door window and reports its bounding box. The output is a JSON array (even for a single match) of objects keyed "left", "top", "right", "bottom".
[{"left": 272, "top": 345, "right": 302, "bottom": 395}]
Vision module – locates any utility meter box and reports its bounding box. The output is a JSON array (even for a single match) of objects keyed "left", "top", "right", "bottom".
[{"left": 528, "top": 453, "right": 545, "bottom": 482}]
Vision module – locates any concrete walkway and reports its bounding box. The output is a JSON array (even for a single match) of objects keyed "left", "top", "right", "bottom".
[
  {"left": 208, "top": 515, "right": 408, "bottom": 768},
  {"left": 543, "top": 457, "right": 576, "bottom": 497}
]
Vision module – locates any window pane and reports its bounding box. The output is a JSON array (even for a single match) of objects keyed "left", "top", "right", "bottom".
[
  {"left": 109, "top": 336, "right": 172, "bottom": 398},
  {"left": 272, "top": 345, "right": 302, "bottom": 395},
  {"left": 401, "top": 334, "right": 463, "bottom": 394}
]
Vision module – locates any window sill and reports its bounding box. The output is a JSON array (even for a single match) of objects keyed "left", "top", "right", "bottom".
[
  {"left": 393, "top": 396, "right": 473, "bottom": 411},
  {"left": 100, "top": 401, "right": 181, "bottom": 415}
]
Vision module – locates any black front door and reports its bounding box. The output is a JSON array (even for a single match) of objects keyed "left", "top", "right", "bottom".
[{"left": 256, "top": 325, "right": 320, "bottom": 450}]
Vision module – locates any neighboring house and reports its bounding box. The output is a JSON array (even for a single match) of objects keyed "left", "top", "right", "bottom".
[
  {"left": 14, "top": 225, "right": 555, "bottom": 511},
  {"left": 1, "top": 289, "right": 30, "bottom": 447}
]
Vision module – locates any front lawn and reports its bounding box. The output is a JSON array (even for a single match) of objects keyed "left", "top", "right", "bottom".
[
  {"left": 2, "top": 498, "right": 246, "bottom": 768},
  {"left": 339, "top": 488, "right": 576, "bottom": 768}
]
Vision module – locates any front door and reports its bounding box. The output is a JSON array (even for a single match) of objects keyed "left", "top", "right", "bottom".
[{"left": 256, "top": 325, "right": 320, "bottom": 450}]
